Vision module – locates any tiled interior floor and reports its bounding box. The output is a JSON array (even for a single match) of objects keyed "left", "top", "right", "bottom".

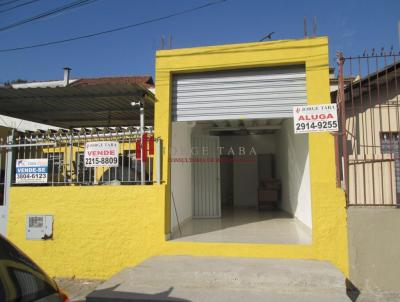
[{"left": 171, "top": 207, "right": 312, "bottom": 244}]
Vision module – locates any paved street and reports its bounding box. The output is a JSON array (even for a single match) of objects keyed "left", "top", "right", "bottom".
[{"left": 55, "top": 267, "right": 400, "bottom": 302}]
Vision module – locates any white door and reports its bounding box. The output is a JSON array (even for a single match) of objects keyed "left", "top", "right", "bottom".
[
  {"left": 172, "top": 65, "right": 307, "bottom": 121},
  {"left": 192, "top": 136, "right": 221, "bottom": 218}
]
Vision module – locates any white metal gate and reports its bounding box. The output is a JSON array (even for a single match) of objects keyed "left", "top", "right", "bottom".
[
  {"left": 172, "top": 65, "right": 307, "bottom": 121},
  {"left": 192, "top": 136, "right": 221, "bottom": 218},
  {"left": 0, "top": 134, "right": 12, "bottom": 236}
]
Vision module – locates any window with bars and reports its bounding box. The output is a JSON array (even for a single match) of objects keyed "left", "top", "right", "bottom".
[
  {"left": 380, "top": 131, "right": 400, "bottom": 198},
  {"left": 380, "top": 132, "right": 400, "bottom": 154}
]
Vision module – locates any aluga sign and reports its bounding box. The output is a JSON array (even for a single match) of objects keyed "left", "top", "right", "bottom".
[{"left": 293, "top": 104, "right": 339, "bottom": 134}]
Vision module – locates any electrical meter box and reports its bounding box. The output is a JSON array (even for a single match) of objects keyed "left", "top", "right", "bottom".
[{"left": 26, "top": 215, "right": 53, "bottom": 240}]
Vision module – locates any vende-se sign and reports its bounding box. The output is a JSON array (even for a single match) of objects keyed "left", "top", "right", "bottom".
[
  {"left": 293, "top": 104, "right": 338, "bottom": 134},
  {"left": 84, "top": 141, "right": 119, "bottom": 167},
  {"left": 16, "top": 158, "right": 48, "bottom": 184}
]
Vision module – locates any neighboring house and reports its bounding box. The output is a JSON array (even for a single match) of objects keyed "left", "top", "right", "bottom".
[
  {"left": 330, "top": 67, "right": 339, "bottom": 92},
  {"left": 0, "top": 70, "right": 155, "bottom": 208},
  {"left": 329, "top": 67, "right": 355, "bottom": 93},
  {"left": 0, "top": 68, "right": 75, "bottom": 134},
  {"left": 0, "top": 68, "right": 154, "bottom": 131},
  {"left": 339, "top": 61, "right": 400, "bottom": 205},
  {"left": 333, "top": 56, "right": 400, "bottom": 295},
  {"left": 0, "top": 38, "right": 349, "bottom": 283}
]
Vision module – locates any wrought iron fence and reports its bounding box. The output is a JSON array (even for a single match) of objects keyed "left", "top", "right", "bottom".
[
  {"left": 336, "top": 49, "right": 400, "bottom": 206},
  {"left": 10, "top": 127, "right": 158, "bottom": 186}
]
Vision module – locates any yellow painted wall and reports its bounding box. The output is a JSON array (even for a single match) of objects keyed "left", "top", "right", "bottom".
[
  {"left": 155, "top": 37, "right": 349, "bottom": 275},
  {"left": 8, "top": 186, "right": 166, "bottom": 279},
  {"left": 7, "top": 37, "right": 349, "bottom": 279}
]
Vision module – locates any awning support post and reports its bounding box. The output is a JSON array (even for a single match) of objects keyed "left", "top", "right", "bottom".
[
  {"left": 4, "top": 130, "right": 14, "bottom": 206},
  {"left": 69, "top": 133, "right": 73, "bottom": 183},
  {"left": 1, "top": 130, "right": 14, "bottom": 236}
]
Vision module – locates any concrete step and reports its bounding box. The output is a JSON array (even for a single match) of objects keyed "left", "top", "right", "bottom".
[{"left": 86, "top": 256, "right": 351, "bottom": 302}]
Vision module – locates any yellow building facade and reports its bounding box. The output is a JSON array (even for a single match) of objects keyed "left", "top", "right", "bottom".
[{"left": 7, "top": 37, "right": 349, "bottom": 279}]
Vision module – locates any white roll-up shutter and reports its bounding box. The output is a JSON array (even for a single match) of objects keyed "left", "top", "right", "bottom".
[{"left": 172, "top": 65, "right": 307, "bottom": 121}]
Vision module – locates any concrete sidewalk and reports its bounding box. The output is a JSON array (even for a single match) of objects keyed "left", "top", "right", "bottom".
[
  {"left": 55, "top": 278, "right": 104, "bottom": 302},
  {"left": 86, "top": 256, "right": 351, "bottom": 302}
]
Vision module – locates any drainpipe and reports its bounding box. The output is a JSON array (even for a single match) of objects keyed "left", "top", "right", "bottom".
[{"left": 63, "top": 67, "right": 71, "bottom": 86}]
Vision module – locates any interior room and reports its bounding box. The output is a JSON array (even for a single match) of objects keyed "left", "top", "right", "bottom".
[{"left": 170, "top": 118, "right": 312, "bottom": 245}]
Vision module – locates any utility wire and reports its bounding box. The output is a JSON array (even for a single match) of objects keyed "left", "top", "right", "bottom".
[
  {"left": 0, "top": 0, "right": 227, "bottom": 53},
  {"left": 0, "top": 0, "right": 98, "bottom": 33},
  {"left": 0, "top": 0, "right": 42, "bottom": 14}
]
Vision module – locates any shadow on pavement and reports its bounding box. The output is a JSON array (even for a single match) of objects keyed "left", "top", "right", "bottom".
[
  {"left": 86, "top": 285, "right": 191, "bottom": 302},
  {"left": 346, "top": 278, "right": 361, "bottom": 302}
]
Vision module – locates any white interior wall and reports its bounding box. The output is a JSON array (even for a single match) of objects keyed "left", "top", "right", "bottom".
[
  {"left": 220, "top": 135, "right": 276, "bottom": 207},
  {"left": 276, "top": 119, "right": 312, "bottom": 228},
  {"left": 170, "top": 120, "right": 312, "bottom": 228},
  {"left": 170, "top": 122, "right": 193, "bottom": 232}
]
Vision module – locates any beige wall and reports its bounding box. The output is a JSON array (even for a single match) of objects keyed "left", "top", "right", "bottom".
[
  {"left": 345, "top": 84, "right": 400, "bottom": 205},
  {"left": 346, "top": 92, "right": 400, "bottom": 155},
  {"left": 348, "top": 155, "right": 397, "bottom": 205},
  {"left": 348, "top": 207, "right": 400, "bottom": 293}
]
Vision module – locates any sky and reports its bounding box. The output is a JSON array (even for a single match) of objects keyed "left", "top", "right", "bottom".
[{"left": 0, "top": 0, "right": 399, "bottom": 83}]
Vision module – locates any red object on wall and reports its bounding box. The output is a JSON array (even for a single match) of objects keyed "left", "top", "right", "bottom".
[
  {"left": 149, "top": 136, "right": 154, "bottom": 155},
  {"left": 142, "top": 133, "right": 148, "bottom": 162},
  {"left": 135, "top": 139, "right": 141, "bottom": 160}
]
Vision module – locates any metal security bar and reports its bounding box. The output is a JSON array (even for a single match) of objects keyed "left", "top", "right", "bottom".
[
  {"left": 8, "top": 127, "right": 159, "bottom": 186},
  {"left": 336, "top": 49, "right": 400, "bottom": 206}
]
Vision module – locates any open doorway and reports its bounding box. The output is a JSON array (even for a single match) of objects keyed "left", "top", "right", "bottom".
[{"left": 170, "top": 118, "right": 312, "bottom": 244}]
